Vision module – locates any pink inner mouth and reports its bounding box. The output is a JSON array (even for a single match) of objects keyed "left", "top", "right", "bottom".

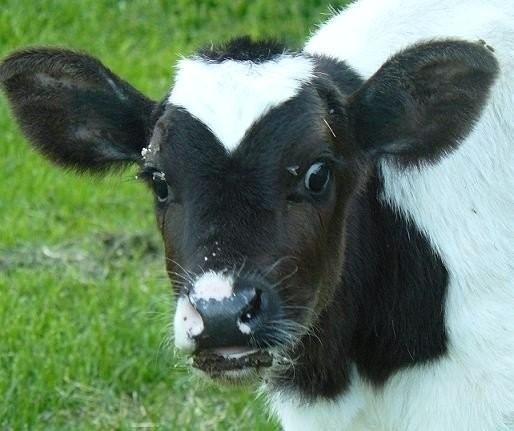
[{"left": 211, "top": 346, "right": 259, "bottom": 359}]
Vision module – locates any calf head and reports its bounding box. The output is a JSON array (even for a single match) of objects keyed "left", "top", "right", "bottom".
[{"left": 0, "top": 38, "right": 497, "bottom": 383}]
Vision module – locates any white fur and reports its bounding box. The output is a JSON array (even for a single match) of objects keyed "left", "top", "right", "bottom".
[
  {"left": 271, "top": 1, "right": 514, "bottom": 430},
  {"left": 168, "top": 55, "right": 314, "bottom": 152},
  {"left": 191, "top": 271, "right": 234, "bottom": 302},
  {"left": 238, "top": 321, "right": 252, "bottom": 335},
  {"left": 174, "top": 272, "right": 236, "bottom": 352},
  {"left": 269, "top": 366, "right": 373, "bottom": 431},
  {"left": 174, "top": 296, "right": 204, "bottom": 352}
]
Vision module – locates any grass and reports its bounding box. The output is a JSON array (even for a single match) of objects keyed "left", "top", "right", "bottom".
[{"left": 0, "top": 1, "right": 348, "bottom": 429}]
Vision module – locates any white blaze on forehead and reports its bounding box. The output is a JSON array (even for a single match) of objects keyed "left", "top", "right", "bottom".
[
  {"left": 191, "top": 271, "right": 234, "bottom": 302},
  {"left": 167, "top": 55, "right": 315, "bottom": 152}
]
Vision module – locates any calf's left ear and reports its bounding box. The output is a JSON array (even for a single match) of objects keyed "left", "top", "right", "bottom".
[{"left": 346, "top": 40, "right": 499, "bottom": 163}]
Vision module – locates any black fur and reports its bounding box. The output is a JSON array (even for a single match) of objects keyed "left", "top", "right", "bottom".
[
  {"left": 150, "top": 81, "right": 450, "bottom": 398},
  {"left": 347, "top": 40, "right": 499, "bottom": 165},
  {"left": 314, "top": 55, "right": 363, "bottom": 95},
  {"left": 268, "top": 170, "right": 448, "bottom": 398},
  {"left": 197, "top": 36, "right": 288, "bottom": 63},
  {"left": 349, "top": 172, "right": 449, "bottom": 383},
  {"left": 0, "top": 48, "right": 155, "bottom": 171},
  {"left": 0, "top": 38, "right": 499, "bottom": 402}
]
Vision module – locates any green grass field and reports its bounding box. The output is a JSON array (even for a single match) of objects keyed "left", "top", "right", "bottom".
[{"left": 0, "top": 1, "right": 348, "bottom": 429}]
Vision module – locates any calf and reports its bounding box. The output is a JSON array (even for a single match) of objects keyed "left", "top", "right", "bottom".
[{"left": 1, "top": 0, "right": 513, "bottom": 429}]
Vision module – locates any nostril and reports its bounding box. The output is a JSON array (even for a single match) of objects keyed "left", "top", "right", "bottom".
[{"left": 240, "top": 289, "right": 262, "bottom": 324}]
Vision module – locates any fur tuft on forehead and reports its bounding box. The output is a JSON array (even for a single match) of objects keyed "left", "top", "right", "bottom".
[
  {"left": 197, "top": 36, "right": 288, "bottom": 63},
  {"left": 167, "top": 44, "right": 315, "bottom": 152}
]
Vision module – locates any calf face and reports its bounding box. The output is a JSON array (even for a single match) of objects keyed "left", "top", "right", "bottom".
[{"left": 0, "top": 38, "right": 497, "bottom": 382}]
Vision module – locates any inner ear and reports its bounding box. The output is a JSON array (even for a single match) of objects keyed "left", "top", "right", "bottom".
[{"left": 346, "top": 40, "right": 499, "bottom": 164}]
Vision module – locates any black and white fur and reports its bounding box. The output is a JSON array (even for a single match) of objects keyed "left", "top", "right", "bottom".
[{"left": 1, "top": 1, "right": 513, "bottom": 430}]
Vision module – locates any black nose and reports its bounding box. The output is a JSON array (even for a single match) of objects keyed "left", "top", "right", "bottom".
[{"left": 190, "top": 278, "right": 277, "bottom": 350}]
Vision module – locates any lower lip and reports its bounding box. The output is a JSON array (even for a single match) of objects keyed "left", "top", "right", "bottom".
[{"left": 192, "top": 348, "right": 273, "bottom": 374}]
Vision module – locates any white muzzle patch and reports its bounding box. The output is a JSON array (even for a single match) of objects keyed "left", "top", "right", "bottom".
[
  {"left": 174, "top": 271, "right": 235, "bottom": 351},
  {"left": 174, "top": 296, "right": 204, "bottom": 352},
  {"left": 190, "top": 271, "right": 234, "bottom": 302}
]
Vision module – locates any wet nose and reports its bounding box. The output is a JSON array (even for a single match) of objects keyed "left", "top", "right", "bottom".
[
  {"left": 191, "top": 279, "right": 267, "bottom": 349},
  {"left": 174, "top": 271, "right": 281, "bottom": 353}
]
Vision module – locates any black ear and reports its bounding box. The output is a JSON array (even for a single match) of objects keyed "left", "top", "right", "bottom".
[
  {"left": 346, "top": 40, "right": 499, "bottom": 163},
  {"left": 0, "top": 48, "right": 156, "bottom": 171}
]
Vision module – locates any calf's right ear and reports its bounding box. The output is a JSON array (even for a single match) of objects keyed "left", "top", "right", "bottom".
[{"left": 0, "top": 48, "right": 156, "bottom": 171}]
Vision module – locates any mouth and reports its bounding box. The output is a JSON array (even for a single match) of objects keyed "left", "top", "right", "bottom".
[{"left": 191, "top": 347, "right": 273, "bottom": 378}]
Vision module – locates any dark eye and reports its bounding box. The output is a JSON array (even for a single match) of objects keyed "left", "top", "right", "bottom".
[
  {"left": 304, "top": 162, "right": 330, "bottom": 193},
  {"left": 151, "top": 171, "right": 170, "bottom": 203}
]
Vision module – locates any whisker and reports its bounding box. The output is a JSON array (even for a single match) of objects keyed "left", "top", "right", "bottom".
[
  {"left": 270, "top": 265, "right": 299, "bottom": 288},
  {"left": 263, "top": 255, "right": 299, "bottom": 277},
  {"left": 165, "top": 257, "right": 197, "bottom": 280},
  {"left": 236, "top": 256, "right": 248, "bottom": 279},
  {"left": 167, "top": 270, "right": 194, "bottom": 284}
]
